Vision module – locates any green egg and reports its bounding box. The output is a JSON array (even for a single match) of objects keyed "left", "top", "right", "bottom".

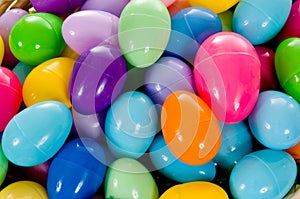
[
  {"left": 118, "top": 0, "right": 171, "bottom": 68},
  {"left": 0, "top": 144, "right": 8, "bottom": 186},
  {"left": 104, "top": 158, "right": 159, "bottom": 199}
]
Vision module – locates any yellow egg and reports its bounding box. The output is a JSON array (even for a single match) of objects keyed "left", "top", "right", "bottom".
[{"left": 188, "top": 0, "right": 239, "bottom": 14}]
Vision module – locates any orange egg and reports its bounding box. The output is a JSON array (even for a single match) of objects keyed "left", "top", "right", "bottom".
[
  {"left": 286, "top": 141, "right": 300, "bottom": 163},
  {"left": 161, "top": 90, "right": 221, "bottom": 165}
]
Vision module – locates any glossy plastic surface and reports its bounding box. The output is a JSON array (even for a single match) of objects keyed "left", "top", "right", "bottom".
[
  {"left": 193, "top": 32, "right": 261, "bottom": 123},
  {"left": 277, "top": 0, "right": 300, "bottom": 43},
  {"left": 69, "top": 44, "right": 127, "bottom": 114},
  {"left": 72, "top": 108, "right": 106, "bottom": 141},
  {"left": 23, "top": 57, "right": 74, "bottom": 108},
  {"left": 80, "top": 0, "right": 130, "bottom": 17},
  {"left": 20, "top": 160, "right": 51, "bottom": 186},
  {"left": 255, "top": 46, "right": 279, "bottom": 91},
  {"left": 165, "top": 7, "right": 222, "bottom": 64},
  {"left": 248, "top": 90, "right": 300, "bottom": 150},
  {"left": 0, "top": 66, "right": 22, "bottom": 132},
  {"left": 0, "top": 181, "right": 48, "bottom": 199},
  {"left": 0, "top": 144, "right": 8, "bottom": 186},
  {"left": 161, "top": 90, "right": 221, "bottom": 165},
  {"left": 0, "top": 35, "right": 4, "bottom": 64},
  {"left": 188, "top": 0, "right": 239, "bottom": 13},
  {"left": 104, "top": 158, "right": 159, "bottom": 199},
  {"left": 144, "top": 56, "right": 195, "bottom": 105},
  {"left": 275, "top": 37, "right": 300, "bottom": 102},
  {"left": 105, "top": 91, "right": 158, "bottom": 158},
  {"left": 160, "top": 181, "right": 229, "bottom": 199},
  {"left": 233, "top": 0, "right": 292, "bottom": 45},
  {"left": 218, "top": 10, "right": 233, "bottom": 32},
  {"left": 47, "top": 138, "right": 107, "bottom": 199},
  {"left": 0, "top": 8, "right": 28, "bottom": 67},
  {"left": 168, "top": 0, "right": 190, "bottom": 16},
  {"left": 286, "top": 141, "right": 300, "bottom": 163},
  {"left": 30, "top": 0, "right": 86, "bottom": 16},
  {"left": 62, "top": 10, "right": 119, "bottom": 55},
  {"left": 9, "top": 12, "right": 65, "bottom": 66},
  {"left": 118, "top": 0, "right": 171, "bottom": 68},
  {"left": 2, "top": 101, "right": 72, "bottom": 166},
  {"left": 229, "top": 149, "right": 297, "bottom": 199},
  {"left": 149, "top": 134, "right": 216, "bottom": 183},
  {"left": 214, "top": 121, "right": 253, "bottom": 170}
]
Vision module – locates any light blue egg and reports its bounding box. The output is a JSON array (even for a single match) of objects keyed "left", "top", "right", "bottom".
[
  {"left": 248, "top": 90, "right": 300, "bottom": 150},
  {"left": 149, "top": 134, "right": 216, "bottom": 183},
  {"left": 233, "top": 0, "right": 292, "bottom": 45},
  {"left": 214, "top": 121, "right": 253, "bottom": 170},
  {"left": 230, "top": 149, "right": 297, "bottom": 199},
  {"left": 105, "top": 91, "right": 158, "bottom": 158},
  {"left": 2, "top": 101, "right": 72, "bottom": 166}
]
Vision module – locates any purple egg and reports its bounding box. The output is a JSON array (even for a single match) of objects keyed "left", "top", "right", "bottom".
[
  {"left": 0, "top": 8, "right": 28, "bottom": 67},
  {"left": 30, "top": 0, "right": 86, "bottom": 16},
  {"left": 80, "top": 0, "right": 130, "bottom": 17},
  {"left": 144, "top": 56, "right": 196, "bottom": 105},
  {"left": 69, "top": 44, "right": 127, "bottom": 115}
]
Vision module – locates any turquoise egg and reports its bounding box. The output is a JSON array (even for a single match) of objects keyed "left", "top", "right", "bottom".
[
  {"left": 233, "top": 0, "right": 292, "bottom": 45},
  {"left": 2, "top": 100, "right": 72, "bottom": 166}
]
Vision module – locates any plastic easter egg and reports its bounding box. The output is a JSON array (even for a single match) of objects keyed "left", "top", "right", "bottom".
[
  {"left": 62, "top": 10, "right": 119, "bottom": 55},
  {"left": 20, "top": 160, "right": 51, "bottom": 186},
  {"left": 104, "top": 158, "right": 159, "bottom": 199},
  {"left": 0, "top": 8, "right": 28, "bottom": 67},
  {"left": 218, "top": 10, "right": 233, "bottom": 32},
  {"left": 105, "top": 91, "right": 158, "bottom": 158},
  {"left": 277, "top": 0, "right": 300, "bottom": 43},
  {"left": 30, "top": 0, "right": 86, "bottom": 16},
  {"left": 118, "top": 0, "right": 171, "bottom": 68},
  {"left": 255, "top": 46, "right": 279, "bottom": 91},
  {"left": 72, "top": 108, "right": 106, "bottom": 141},
  {"left": 165, "top": 7, "right": 222, "bottom": 64},
  {"left": 214, "top": 121, "right": 253, "bottom": 170},
  {"left": 233, "top": 0, "right": 292, "bottom": 45},
  {"left": 144, "top": 56, "right": 195, "bottom": 105},
  {"left": 0, "top": 66, "right": 22, "bottom": 132},
  {"left": 193, "top": 32, "right": 261, "bottom": 123},
  {"left": 229, "top": 149, "right": 297, "bottom": 199},
  {"left": 12, "top": 62, "right": 35, "bottom": 85},
  {"left": 248, "top": 90, "right": 300, "bottom": 150},
  {"left": 69, "top": 44, "right": 127, "bottom": 114},
  {"left": 22, "top": 57, "right": 75, "bottom": 108},
  {"left": 0, "top": 181, "right": 48, "bottom": 199},
  {"left": 167, "top": 0, "right": 190, "bottom": 16},
  {"left": 47, "top": 138, "right": 107, "bottom": 199},
  {"left": 0, "top": 144, "right": 8, "bottom": 186},
  {"left": 275, "top": 37, "right": 300, "bottom": 102},
  {"left": 9, "top": 12, "right": 65, "bottom": 66},
  {"left": 188, "top": 0, "right": 239, "bottom": 14},
  {"left": 286, "top": 141, "right": 300, "bottom": 163},
  {"left": 160, "top": 181, "right": 229, "bottom": 199},
  {"left": 149, "top": 134, "right": 216, "bottom": 183},
  {"left": 161, "top": 90, "right": 221, "bottom": 165},
  {"left": 80, "top": 0, "right": 130, "bottom": 17},
  {"left": 2, "top": 101, "right": 72, "bottom": 166}
]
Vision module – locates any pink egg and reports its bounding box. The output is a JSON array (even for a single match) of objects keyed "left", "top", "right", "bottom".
[
  {"left": 254, "top": 46, "right": 279, "bottom": 92},
  {"left": 193, "top": 32, "right": 261, "bottom": 123},
  {"left": 62, "top": 10, "right": 119, "bottom": 55}
]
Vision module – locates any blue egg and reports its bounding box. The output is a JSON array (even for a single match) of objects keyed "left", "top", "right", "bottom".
[
  {"left": 230, "top": 149, "right": 297, "bottom": 199},
  {"left": 149, "top": 134, "right": 216, "bottom": 183},
  {"left": 2, "top": 101, "right": 72, "bottom": 166},
  {"left": 12, "top": 62, "right": 35, "bottom": 85},
  {"left": 248, "top": 90, "right": 300, "bottom": 150},
  {"left": 233, "top": 0, "right": 292, "bottom": 45},
  {"left": 214, "top": 121, "right": 253, "bottom": 170},
  {"left": 47, "top": 138, "right": 107, "bottom": 199},
  {"left": 105, "top": 91, "right": 158, "bottom": 158},
  {"left": 164, "top": 7, "right": 222, "bottom": 64}
]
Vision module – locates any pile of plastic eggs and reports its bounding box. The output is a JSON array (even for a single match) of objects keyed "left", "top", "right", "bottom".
[{"left": 1, "top": 0, "right": 300, "bottom": 198}]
